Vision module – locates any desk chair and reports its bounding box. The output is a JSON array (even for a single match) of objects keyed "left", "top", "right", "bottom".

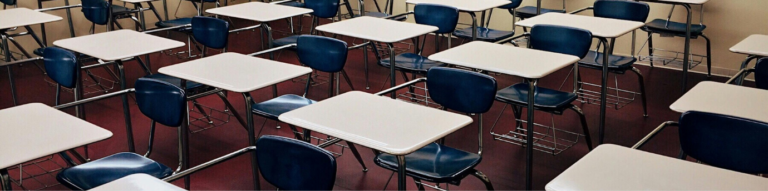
[
  {"left": 81, "top": 0, "right": 141, "bottom": 31},
  {"left": 453, "top": 0, "right": 522, "bottom": 42},
  {"left": 517, "top": 0, "right": 565, "bottom": 21},
  {"left": 43, "top": 47, "right": 80, "bottom": 106},
  {"left": 248, "top": 35, "right": 367, "bottom": 172},
  {"left": 727, "top": 58, "right": 768, "bottom": 88},
  {"left": 272, "top": 0, "right": 340, "bottom": 48},
  {"left": 56, "top": 78, "right": 185, "bottom": 190},
  {"left": 574, "top": 0, "right": 649, "bottom": 116},
  {"left": 145, "top": 16, "right": 229, "bottom": 126},
  {"left": 492, "top": 25, "right": 594, "bottom": 152},
  {"left": 256, "top": 135, "right": 338, "bottom": 190},
  {"left": 154, "top": 0, "right": 221, "bottom": 59},
  {"left": 634, "top": 111, "right": 768, "bottom": 175},
  {"left": 374, "top": 67, "right": 496, "bottom": 190},
  {"left": 375, "top": 4, "right": 457, "bottom": 94},
  {"left": 641, "top": 3, "right": 712, "bottom": 77}
]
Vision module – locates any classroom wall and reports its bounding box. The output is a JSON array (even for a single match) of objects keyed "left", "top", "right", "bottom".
[{"left": 7, "top": 0, "right": 768, "bottom": 76}]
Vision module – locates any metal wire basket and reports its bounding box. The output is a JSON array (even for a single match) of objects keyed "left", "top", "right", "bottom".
[
  {"left": 187, "top": 102, "right": 233, "bottom": 134},
  {"left": 7, "top": 155, "right": 68, "bottom": 190},
  {"left": 489, "top": 105, "right": 584, "bottom": 155}
]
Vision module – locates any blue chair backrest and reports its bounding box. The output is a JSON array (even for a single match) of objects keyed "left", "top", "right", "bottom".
[
  {"left": 304, "top": 0, "right": 339, "bottom": 18},
  {"left": 297, "top": 35, "right": 348, "bottom": 73},
  {"left": 426, "top": 67, "right": 497, "bottom": 114},
  {"left": 414, "top": 4, "right": 460, "bottom": 34},
  {"left": 679, "top": 111, "right": 768, "bottom": 174},
  {"left": 530, "top": 24, "right": 593, "bottom": 59},
  {"left": 44, "top": 47, "right": 79, "bottom": 89},
  {"left": 134, "top": 78, "right": 187, "bottom": 127},
  {"left": 593, "top": 0, "right": 650, "bottom": 23},
  {"left": 256, "top": 135, "right": 336, "bottom": 190},
  {"left": 81, "top": 0, "right": 110, "bottom": 25},
  {"left": 192, "top": 16, "right": 230, "bottom": 50},
  {"left": 754, "top": 58, "right": 768, "bottom": 90},
  {"left": 499, "top": 0, "right": 523, "bottom": 9},
  {"left": 1, "top": 0, "right": 16, "bottom": 6}
]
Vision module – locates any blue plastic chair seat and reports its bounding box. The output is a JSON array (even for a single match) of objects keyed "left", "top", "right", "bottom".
[
  {"left": 280, "top": 1, "right": 304, "bottom": 7},
  {"left": 57, "top": 153, "right": 173, "bottom": 190},
  {"left": 33, "top": 48, "right": 46, "bottom": 56},
  {"left": 578, "top": 51, "right": 637, "bottom": 72},
  {"left": 110, "top": 5, "right": 134, "bottom": 14},
  {"left": 495, "top": 83, "right": 577, "bottom": 111},
  {"left": 273, "top": 35, "right": 300, "bottom": 48},
  {"left": 515, "top": 6, "right": 565, "bottom": 19},
  {"left": 644, "top": 19, "right": 706, "bottom": 36},
  {"left": 354, "top": 12, "right": 407, "bottom": 21},
  {"left": 379, "top": 53, "right": 446, "bottom": 73},
  {"left": 374, "top": 143, "right": 481, "bottom": 183},
  {"left": 144, "top": 74, "right": 212, "bottom": 94},
  {"left": 251, "top": 94, "right": 316, "bottom": 120},
  {"left": 155, "top": 18, "right": 193, "bottom": 32},
  {"left": 453, "top": 27, "right": 515, "bottom": 41}
]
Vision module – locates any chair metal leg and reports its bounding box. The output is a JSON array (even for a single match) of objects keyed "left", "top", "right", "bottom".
[
  {"left": 678, "top": 150, "right": 687, "bottom": 160},
  {"left": 413, "top": 178, "right": 425, "bottom": 191},
  {"left": 631, "top": 67, "right": 648, "bottom": 117},
  {"left": 346, "top": 141, "right": 368, "bottom": 172},
  {"left": 192, "top": 100, "right": 214, "bottom": 124},
  {"left": 288, "top": 125, "right": 304, "bottom": 140},
  {"left": 145, "top": 121, "right": 157, "bottom": 157},
  {"left": 701, "top": 34, "right": 712, "bottom": 78},
  {"left": 647, "top": 32, "right": 654, "bottom": 67},
  {"left": 341, "top": 70, "right": 355, "bottom": 90},
  {"left": 568, "top": 105, "right": 593, "bottom": 150},
  {"left": 471, "top": 170, "right": 494, "bottom": 190}
]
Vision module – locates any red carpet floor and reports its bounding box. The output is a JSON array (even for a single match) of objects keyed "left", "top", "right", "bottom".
[{"left": 0, "top": 17, "right": 732, "bottom": 190}]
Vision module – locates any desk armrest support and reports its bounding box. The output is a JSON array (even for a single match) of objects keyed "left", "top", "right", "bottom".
[
  {"left": 142, "top": 24, "right": 192, "bottom": 34},
  {"left": 569, "top": 6, "right": 593, "bottom": 14},
  {"left": 36, "top": 4, "right": 82, "bottom": 12},
  {"left": 375, "top": 78, "right": 426, "bottom": 96},
  {"left": 248, "top": 44, "right": 297, "bottom": 57},
  {"left": 632, "top": 121, "right": 678, "bottom": 150},
  {"left": 726, "top": 68, "right": 755, "bottom": 85},
  {"left": 54, "top": 89, "right": 135, "bottom": 110},
  {"left": 163, "top": 146, "right": 257, "bottom": 182},
  {"left": 270, "top": 0, "right": 293, "bottom": 4},
  {"left": 384, "top": 12, "right": 413, "bottom": 20}
]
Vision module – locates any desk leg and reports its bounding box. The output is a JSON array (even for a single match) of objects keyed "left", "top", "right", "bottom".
[
  {"left": 597, "top": 38, "right": 609, "bottom": 145},
  {"left": 524, "top": 79, "right": 536, "bottom": 190},
  {"left": 64, "top": 0, "right": 76, "bottom": 37},
  {"left": 469, "top": 12, "right": 477, "bottom": 41},
  {"left": 737, "top": 55, "right": 760, "bottom": 85},
  {"left": 387, "top": 43, "right": 396, "bottom": 98},
  {"left": 178, "top": 79, "right": 190, "bottom": 189},
  {"left": 215, "top": 92, "right": 248, "bottom": 131},
  {"left": 147, "top": 2, "right": 163, "bottom": 22},
  {"left": 241, "top": 92, "right": 261, "bottom": 190},
  {"left": 396, "top": 155, "right": 406, "bottom": 190},
  {"left": 536, "top": 0, "right": 541, "bottom": 15},
  {"left": 0, "top": 169, "right": 10, "bottom": 190},
  {"left": 1, "top": 34, "right": 18, "bottom": 106},
  {"left": 115, "top": 60, "right": 136, "bottom": 152},
  {"left": 363, "top": 40, "right": 370, "bottom": 89},
  {"left": 137, "top": 3, "right": 147, "bottom": 31},
  {"left": 162, "top": 0, "right": 169, "bottom": 20},
  {"left": 263, "top": 23, "right": 274, "bottom": 60},
  {"left": 681, "top": 4, "right": 692, "bottom": 93}
]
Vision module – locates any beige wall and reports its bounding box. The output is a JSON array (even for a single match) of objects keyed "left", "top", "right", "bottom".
[{"left": 8, "top": 0, "right": 768, "bottom": 76}]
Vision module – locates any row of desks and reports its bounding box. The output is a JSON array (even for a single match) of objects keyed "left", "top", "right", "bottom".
[{"left": 4, "top": 0, "right": 768, "bottom": 190}]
